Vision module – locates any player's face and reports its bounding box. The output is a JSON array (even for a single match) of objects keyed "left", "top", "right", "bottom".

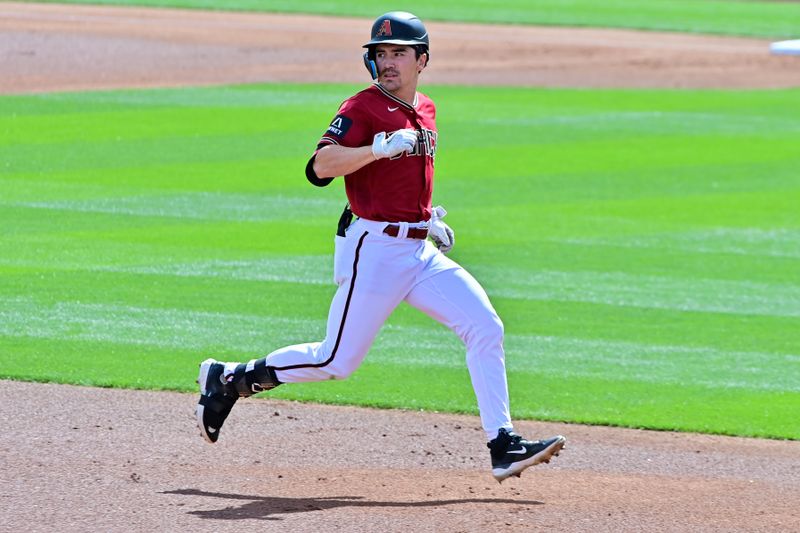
[{"left": 375, "top": 44, "right": 427, "bottom": 94}]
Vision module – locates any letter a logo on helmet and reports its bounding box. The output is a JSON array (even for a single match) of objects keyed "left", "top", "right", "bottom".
[
  {"left": 376, "top": 19, "right": 392, "bottom": 37},
  {"left": 363, "top": 11, "right": 429, "bottom": 49}
]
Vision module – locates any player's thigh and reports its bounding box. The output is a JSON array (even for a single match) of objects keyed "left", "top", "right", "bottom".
[
  {"left": 323, "top": 281, "right": 396, "bottom": 358},
  {"left": 405, "top": 267, "right": 501, "bottom": 336},
  {"left": 324, "top": 233, "right": 414, "bottom": 357}
]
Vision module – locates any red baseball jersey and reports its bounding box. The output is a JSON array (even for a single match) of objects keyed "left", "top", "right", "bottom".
[{"left": 317, "top": 83, "right": 438, "bottom": 222}]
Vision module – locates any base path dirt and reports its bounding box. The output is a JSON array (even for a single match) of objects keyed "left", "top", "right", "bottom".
[
  {"left": 2, "top": 381, "right": 799, "bottom": 532},
  {"left": 2, "top": 2, "right": 800, "bottom": 94}
]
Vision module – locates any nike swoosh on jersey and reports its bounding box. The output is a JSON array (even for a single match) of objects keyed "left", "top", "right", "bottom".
[{"left": 388, "top": 106, "right": 399, "bottom": 112}]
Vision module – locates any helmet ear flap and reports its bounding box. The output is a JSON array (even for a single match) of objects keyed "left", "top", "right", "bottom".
[{"left": 363, "top": 51, "right": 378, "bottom": 80}]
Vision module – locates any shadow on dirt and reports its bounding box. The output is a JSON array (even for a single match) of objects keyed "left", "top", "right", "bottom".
[{"left": 163, "top": 488, "right": 543, "bottom": 520}]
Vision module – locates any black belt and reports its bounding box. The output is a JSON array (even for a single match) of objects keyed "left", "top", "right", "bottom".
[{"left": 383, "top": 224, "right": 429, "bottom": 240}]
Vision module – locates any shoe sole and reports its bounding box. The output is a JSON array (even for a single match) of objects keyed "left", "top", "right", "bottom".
[
  {"left": 196, "top": 358, "right": 217, "bottom": 444},
  {"left": 492, "top": 435, "right": 566, "bottom": 483}
]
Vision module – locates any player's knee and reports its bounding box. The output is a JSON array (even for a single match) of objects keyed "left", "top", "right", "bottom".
[
  {"left": 328, "top": 368, "right": 354, "bottom": 380},
  {"left": 481, "top": 314, "right": 505, "bottom": 345},
  {"left": 463, "top": 313, "right": 504, "bottom": 350},
  {"left": 325, "top": 360, "right": 358, "bottom": 380}
]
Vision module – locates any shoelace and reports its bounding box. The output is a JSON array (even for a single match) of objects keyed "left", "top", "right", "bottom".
[{"left": 506, "top": 432, "right": 540, "bottom": 448}]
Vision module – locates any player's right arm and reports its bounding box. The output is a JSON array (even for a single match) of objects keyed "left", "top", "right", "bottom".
[
  {"left": 312, "top": 144, "right": 376, "bottom": 179},
  {"left": 306, "top": 98, "right": 417, "bottom": 185},
  {"left": 313, "top": 129, "right": 418, "bottom": 178},
  {"left": 306, "top": 102, "right": 372, "bottom": 186}
]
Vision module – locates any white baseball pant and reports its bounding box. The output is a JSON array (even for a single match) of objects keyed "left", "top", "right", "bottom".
[{"left": 262, "top": 217, "right": 513, "bottom": 440}]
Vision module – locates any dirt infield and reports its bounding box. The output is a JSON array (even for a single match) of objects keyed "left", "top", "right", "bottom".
[
  {"left": 3, "top": 2, "right": 800, "bottom": 93},
  {"left": 4, "top": 381, "right": 799, "bottom": 532},
  {"left": 2, "top": 3, "right": 800, "bottom": 532}
]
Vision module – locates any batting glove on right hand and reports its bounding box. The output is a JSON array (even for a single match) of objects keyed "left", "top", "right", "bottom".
[{"left": 372, "top": 129, "right": 418, "bottom": 160}]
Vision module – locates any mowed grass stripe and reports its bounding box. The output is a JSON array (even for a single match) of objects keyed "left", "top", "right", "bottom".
[
  {"left": 4, "top": 192, "right": 341, "bottom": 222},
  {"left": 1, "top": 84, "right": 798, "bottom": 438},
  {"left": 556, "top": 228, "right": 800, "bottom": 260},
  {"left": 479, "top": 268, "right": 800, "bottom": 318},
  {"left": 2, "top": 298, "right": 796, "bottom": 393},
  {"left": 2, "top": 248, "right": 798, "bottom": 318},
  {"left": 31, "top": 0, "right": 800, "bottom": 38}
]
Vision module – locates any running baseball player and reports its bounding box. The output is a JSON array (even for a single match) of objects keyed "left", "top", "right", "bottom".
[{"left": 196, "top": 11, "right": 566, "bottom": 482}]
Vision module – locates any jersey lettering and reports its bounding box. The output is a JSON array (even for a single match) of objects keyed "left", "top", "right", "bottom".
[
  {"left": 421, "top": 129, "right": 437, "bottom": 158},
  {"left": 388, "top": 128, "right": 437, "bottom": 160},
  {"left": 326, "top": 114, "right": 353, "bottom": 139}
]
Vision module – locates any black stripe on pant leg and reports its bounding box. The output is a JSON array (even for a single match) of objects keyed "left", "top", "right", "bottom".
[{"left": 272, "top": 230, "right": 369, "bottom": 371}]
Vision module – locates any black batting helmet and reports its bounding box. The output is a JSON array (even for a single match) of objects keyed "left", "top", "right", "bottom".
[{"left": 363, "top": 11, "right": 429, "bottom": 49}]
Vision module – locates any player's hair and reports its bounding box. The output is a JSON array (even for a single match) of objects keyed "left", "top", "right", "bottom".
[{"left": 413, "top": 45, "right": 429, "bottom": 62}]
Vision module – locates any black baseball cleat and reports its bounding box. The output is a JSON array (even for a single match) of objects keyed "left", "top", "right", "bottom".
[
  {"left": 196, "top": 358, "right": 237, "bottom": 444},
  {"left": 488, "top": 428, "right": 566, "bottom": 483}
]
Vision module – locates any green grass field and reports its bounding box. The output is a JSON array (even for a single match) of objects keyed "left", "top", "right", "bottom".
[
  {"left": 29, "top": 0, "right": 800, "bottom": 38},
  {"left": 1, "top": 84, "right": 798, "bottom": 439}
]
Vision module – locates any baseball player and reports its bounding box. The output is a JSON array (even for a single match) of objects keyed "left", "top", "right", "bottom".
[{"left": 196, "top": 11, "right": 566, "bottom": 482}]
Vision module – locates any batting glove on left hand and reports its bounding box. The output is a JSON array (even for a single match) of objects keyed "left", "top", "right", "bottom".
[{"left": 429, "top": 205, "right": 455, "bottom": 253}]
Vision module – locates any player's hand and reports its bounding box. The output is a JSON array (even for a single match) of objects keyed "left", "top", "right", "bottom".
[
  {"left": 429, "top": 205, "right": 455, "bottom": 253},
  {"left": 372, "top": 129, "right": 418, "bottom": 160}
]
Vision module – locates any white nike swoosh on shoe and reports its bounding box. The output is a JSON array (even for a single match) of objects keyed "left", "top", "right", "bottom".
[
  {"left": 208, "top": 426, "right": 217, "bottom": 433},
  {"left": 507, "top": 445, "right": 528, "bottom": 455},
  {"left": 388, "top": 106, "right": 399, "bottom": 112}
]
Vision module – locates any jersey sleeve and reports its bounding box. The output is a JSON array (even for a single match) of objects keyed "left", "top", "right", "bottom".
[{"left": 317, "top": 97, "right": 372, "bottom": 150}]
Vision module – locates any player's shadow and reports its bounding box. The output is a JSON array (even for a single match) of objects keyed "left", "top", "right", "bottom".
[{"left": 163, "top": 488, "right": 543, "bottom": 521}]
